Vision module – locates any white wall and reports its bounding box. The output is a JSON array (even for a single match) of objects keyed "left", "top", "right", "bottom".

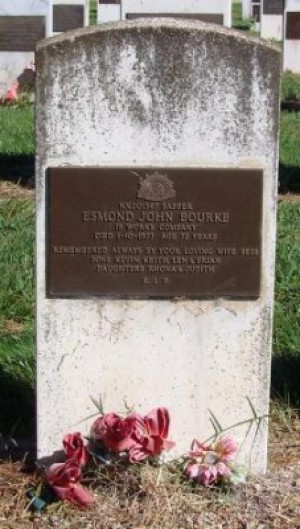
[{"left": 0, "top": 0, "right": 48, "bottom": 15}]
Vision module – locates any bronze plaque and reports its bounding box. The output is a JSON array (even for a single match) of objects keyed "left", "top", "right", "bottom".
[
  {"left": 286, "top": 12, "right": 300, "bottom": 40},
  {"left": 53, "top": 5, "right": 84, "bottom": 32},
  {"left": 0, "top": 16, "right": 45, "bottom": 51},
  {"left": 47, "top": 168, "right": 263, "bottom": 299},
  {"left": 263, "top": 0, "right": 284, "bottom": 15},
  {"left": 126, "top": 13, "right": 224, "bottom": 24}
]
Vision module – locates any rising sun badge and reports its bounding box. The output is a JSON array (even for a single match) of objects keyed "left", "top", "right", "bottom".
[{"left": 137, "top": 171, "right": 176, "bottom": 202}]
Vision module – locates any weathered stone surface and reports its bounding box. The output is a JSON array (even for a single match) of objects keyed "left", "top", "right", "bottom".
[{"left": 36, "top": 20, "right": 280, "bottom": 472}]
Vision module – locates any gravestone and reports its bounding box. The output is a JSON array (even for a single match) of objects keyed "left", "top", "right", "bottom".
[
  {"left": 98, "top": 0, "right": 232, "bottom": 27},
  {"left": 0, "top": 0, "right": 48, "bottom": 95},
  {"left": 260, "top": 0, "right": 284, "bottom": 40},
  {"left": 98, "top": 0, "right": 121, "bottom": 24},
  {"left": 122, "top": 0, "right": 232, "bottom": 27},
  {"left": 283, "top": 0, "right": 300, "bottom": 73},
  {"left": 36, "top": 19, "right": 280, "bottom": 472}
]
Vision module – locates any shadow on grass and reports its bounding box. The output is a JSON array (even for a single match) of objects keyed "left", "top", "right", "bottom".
[
  {"left": 0, "top": 367, "right": 35, "bottom": 459},
  {"left": 0, "top": 154, "right": 34, "bottom": 185},
  {"left": 271, "top": 355, "right": 300, "bottom": 407},
  {"left": 0, "top": 157, "right": 299, "bottom": 195},
  {"left": 279, "top": 162, "right": 300, "bottom": 194}
]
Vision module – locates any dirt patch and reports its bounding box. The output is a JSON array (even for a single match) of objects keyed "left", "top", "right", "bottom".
[
  {"left": 0, "top": 320, "right": 26, "bottom": 334},
  {"left": 0, "top": 181, "right": 34, "bottom": 199},
  {"left": 278, "top": 193, "right": 300, "bottom": 203}
]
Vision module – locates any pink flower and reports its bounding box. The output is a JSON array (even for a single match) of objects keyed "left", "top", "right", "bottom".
[
  {"left": 91, "top": 412, "right": 139, "bottom": 452},
  {"left": 129, "top": 407, "right": 175, "bottom": 462},
  {"left": 184, "top": 436, "right": 238, "bottom": 486},
  {"left": 46, "top": 459, "right": 94, "bottom": 508},
  {"left": 214, "top": 436, "right": 238, "bottom": 462},
  {"left": 63, "top": 432, "right": 90, "bottom": 467}
]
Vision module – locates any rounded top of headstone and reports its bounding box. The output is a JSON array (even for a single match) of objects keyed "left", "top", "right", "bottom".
[{"left": 36, "top": 18, "right": 281, "bottom": 54}]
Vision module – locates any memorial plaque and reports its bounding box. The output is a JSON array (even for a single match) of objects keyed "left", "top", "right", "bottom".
[
  {"left": 53, "top": 5, "right": 84, "bottom": 32},
  {"left": 47, "top": 168, "right": 262, "bottom": 299},
  {"left": 263, "top": 0, "right": 284, "bottom": 16},
  {"left": 286, "top": 12, "right": 300, "bottom": 40},
  {"left": 125, "top": 13, "right": 224, "bottom": 25},
  {"left": 0, "top": 16, "right": 45, "bottom": 51}
]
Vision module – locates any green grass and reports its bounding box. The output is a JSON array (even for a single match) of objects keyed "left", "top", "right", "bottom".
[
  {"left": 0, "top": 199, "right": 34, "bottom": 328},
  {"left": 0, "top": 199, "right": 35, "bottom": 438},
  {"left": 0, "top": 105, "right": 34, "bottom": 156},
  {"left": 232, "top": 2, "right": 242, "bottom": 23},
  {"left": 279, "top": 112, "right": 300, "bottom": 192},
  {"left": 281, "top": 71, "right": 300, "bottom": 102},
  {"left": 232, "top": 2, "right": 253, "bottom": 31},
  {"left": 274, "top": 201, "right": 300, "bottom": 357}
]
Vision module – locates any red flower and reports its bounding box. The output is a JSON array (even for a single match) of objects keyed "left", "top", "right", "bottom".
[
  {"left": 90, "top": 408, "right": 175, "bottom": 462},
  {"left": 63, "top": 432, "right": 90, "bottom": 467},
  {"left": 129, "top": 407, "right": 175, "bottom": 462},
  {"left": 46, "top": 459, "right": 94, "bottom": 508},
  {"left": 91, "top": 412, "right": 139, "bottom": 452},
  {"left": 5, "top": 81, "right": 19, "bottom": 102}
]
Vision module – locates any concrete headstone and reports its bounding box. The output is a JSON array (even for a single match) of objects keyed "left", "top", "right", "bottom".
[
  {"left": 260, "top": 0, "right": 284, "bottom": 40},
  {"left": 98, "top": 0, "right": 121, "bottom": 24},
  {"left": 98, "top": 0, "right": 232, "bottom": 27},
  {"left": 36, "top": 20, "right": 280, "bottom": 473},
  {"left": 283, "top": 0, "right": 300, "bottom": 73}
]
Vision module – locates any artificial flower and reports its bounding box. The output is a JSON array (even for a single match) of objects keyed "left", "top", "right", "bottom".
[
  {"left": 46, "top": 459, "right": 94, "bottom": 507},
  {"left": 63, "top": 432, "right": 90, "bottom": 467},
  {"left": 184, "top": 436, "right": 238, "bottom": 486},
  {"left": 129, "top": 407, "right": 175, "bottom": 462},
  {"left": 91, "top": 412, "right": 139, "bottom": 452}
]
